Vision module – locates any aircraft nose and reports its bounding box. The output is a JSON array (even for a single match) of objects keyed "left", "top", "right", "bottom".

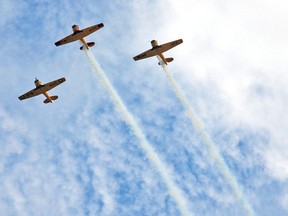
[{"left": 151, "top": 40, "right": 157, "bottom": 46}]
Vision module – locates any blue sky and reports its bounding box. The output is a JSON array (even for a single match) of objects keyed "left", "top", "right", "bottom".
[{"left": 1, "top": 0, "right": 288, "bottom": 215}]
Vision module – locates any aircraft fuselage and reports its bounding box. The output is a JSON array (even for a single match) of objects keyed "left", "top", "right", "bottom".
[
  {"left": 34, "top": 79, "right": 52, "bottom": 103},
  {"left": 151, "top": 40, "right": 168, "bottom": 65},
  {"left": 72, "top": 24, "right": 89, "bottom": 49},
  {"left": 43, "top": 91, "right": 53, "bottom": 103}
]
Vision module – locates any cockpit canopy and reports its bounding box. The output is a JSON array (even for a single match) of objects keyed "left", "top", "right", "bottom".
[
  {"left": 72, "top": 24, "right": 80, "bottom": 32},
  {"left": 151, "top": 40, "right": 158, "bottom": 47},
  {"left": 34, "top": 78, "right": 42, "bottom": 87}
]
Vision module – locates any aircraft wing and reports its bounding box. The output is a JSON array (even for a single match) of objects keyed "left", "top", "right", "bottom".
[
  {"left": 18, "top": 77, "right": 66, "bottom": 101},
  {"left": 18, "top": 88, "right": 43, "bottom": 101},
  {"left": 133, "top": 39, "right": 183, "bottom": 61},
  {"left": 133, "top": 48, "right": 160, "bottom": 61},
  {"left": 155, "top": 39, "right": 183, "bottom": 54},
  {"left": 55, "top": 23, "right": 104, "bottom": 47}
]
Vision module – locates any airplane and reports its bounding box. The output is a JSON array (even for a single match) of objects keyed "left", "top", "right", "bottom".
[
  {"left": 18, "top": 77, "right": 66, "bottom": 104},
  {"left": 54, "top": 23, "right": 104, "bottom": 50},
  {"left": 133, "top": 39, "right": 183, "bottom": 65}
]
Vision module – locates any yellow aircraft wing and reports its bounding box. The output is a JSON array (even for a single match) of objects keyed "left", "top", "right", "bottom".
[
  {"left": 133, "top": 39, "right": 183, "bottom": 61},
  {"left": 55, "top": 23, "right": 104, "bottom": 47},
  {"left": 133, "top": 48, "right": 160, "bottom": 61},
  {"left": 18, "top": 77, "right": 66, "bottom": 101}
]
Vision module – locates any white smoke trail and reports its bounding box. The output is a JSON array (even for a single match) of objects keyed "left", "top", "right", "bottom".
[
  {"left": 158, "top": 56, "right": 254, "bottom": 216},
  {"left": 84, "top": 50, "right": 192, "bottom": 216}
]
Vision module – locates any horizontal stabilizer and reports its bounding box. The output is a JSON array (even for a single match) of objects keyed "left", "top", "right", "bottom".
[
  {"left": 80, "top": 42, "right": 95, "bottom": 50},
  {"left": 43, "top": 95, "right": 58, "bottom": 104},
  {"left": 88, "top": 42, "right": 95, "bottom": 47},
  {"left": 50, "top": 95, "right": 58, "bottom": 100},
  {"left": 166, "top": 57, "right": 174, "bottom": 63},
  {"left": 44, "top": 99, "right": 51, "bottom": 104},
  {"left": 158, "top": 57, "right": 174, "bottom": 65}
]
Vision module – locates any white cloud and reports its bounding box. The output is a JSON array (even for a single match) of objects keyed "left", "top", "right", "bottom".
[
  {"left": 156, "top": 0, "right": 288, "bottom": 181},
  {"left": 264, "top": 148, "right": 288, "bottom": 181},
  {"left": 2, "top": 0, "right": 288, "bottom": 215}
]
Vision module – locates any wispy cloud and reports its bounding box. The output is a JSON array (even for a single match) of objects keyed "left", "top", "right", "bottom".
[{"left": 1, "top": 1, "right": 288, "bottom": 215}]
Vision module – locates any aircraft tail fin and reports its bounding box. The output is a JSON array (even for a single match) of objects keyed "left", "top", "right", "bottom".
[
  {"left": 80, "top": 42, "right": 95, "bottom": 50},
  {"left": 43, "top": 96, "right": 58, "bottom": 104}
]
